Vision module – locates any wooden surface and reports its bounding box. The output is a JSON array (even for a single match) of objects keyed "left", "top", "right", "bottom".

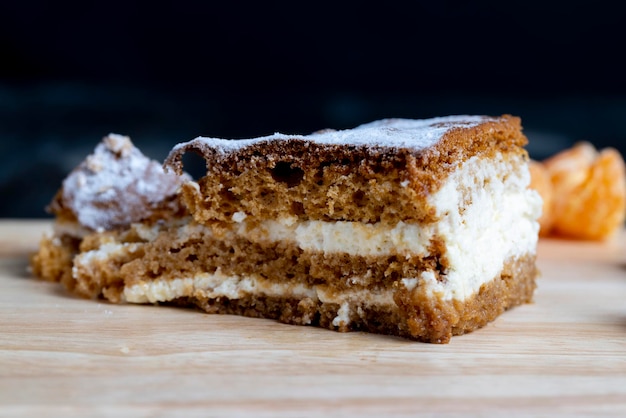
[{"left": 1, "top": 219, "right": 625, "bottom": 417}]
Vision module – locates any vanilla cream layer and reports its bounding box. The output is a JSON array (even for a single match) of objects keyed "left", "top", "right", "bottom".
[
  {"left": 122, "top": 270, "right": 395, "bottom": 328},
  {"left": 235, "top": 217, "right": 434, "bottom": 256},
  {"left": 53, "top": 219, "right": 95, "bottom": 240},
  {"left": 427, "top": 152, "right": 541, "bottom": 299}
]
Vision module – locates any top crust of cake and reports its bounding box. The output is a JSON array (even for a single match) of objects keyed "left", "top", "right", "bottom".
[
  {"left": 172, "top": 115, "right": 492, "bottom": 155},
  {"left": 164, "top": 115, "right": 527, "bottom": 209},
  {"left": 49, "top": 134, "right": 189, "bottom": 231}
]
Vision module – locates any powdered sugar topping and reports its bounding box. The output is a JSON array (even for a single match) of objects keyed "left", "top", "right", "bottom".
[
  {"left": 61, "top": 134, "right": 187, "bottom": 230},
  {"left": 172, "top": 115, "right": 493, "bottom": 154}
]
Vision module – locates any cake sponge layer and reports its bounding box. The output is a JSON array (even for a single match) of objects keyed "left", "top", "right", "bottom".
[{"left": 166, "top": 115, "right": 527, "bottom": 226}]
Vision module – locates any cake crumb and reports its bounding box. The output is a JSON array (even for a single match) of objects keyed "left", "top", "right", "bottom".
[{"left": 232, "top": 211, "right": 247, "bottom": 223}]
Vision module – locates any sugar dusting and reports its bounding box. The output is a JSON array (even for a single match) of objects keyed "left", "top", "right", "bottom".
[
  {"left": 61, "top": 134, "right": 187, "bottom": 230},
  {"left": 171, "top": 115, "right": 492, "bottom": 154}
]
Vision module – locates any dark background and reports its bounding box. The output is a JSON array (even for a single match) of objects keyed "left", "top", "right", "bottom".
[{"left": 2, "top": 1, "right": 625, "bottom": 218}]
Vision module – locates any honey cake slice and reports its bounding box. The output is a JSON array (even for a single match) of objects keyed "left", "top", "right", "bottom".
[{"left": 32, "top": 115, "right": 542, "bottom": 343}]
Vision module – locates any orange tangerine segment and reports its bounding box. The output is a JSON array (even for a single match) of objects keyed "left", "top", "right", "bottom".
[
  {"left": 528, "top": 159, "right": 554, "bottom": 235},
  {"left": 543, "top": 141, "right": 597, "bottom": 179},
  {"left": 551, "top": 147, "right": 626, "bottom": 240},
  {"left": 543, "top": 141, "right": 597, "bottom": 213}
]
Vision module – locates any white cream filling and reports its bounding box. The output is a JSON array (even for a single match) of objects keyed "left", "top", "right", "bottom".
[
  {"left": 122, "top": 270, "right": 394, "bottom": 305},
  {"left": 122, "top": 269, "right": 395, "bottom": 327},
  {"left": 240, "top": 218, "right": 433, "bottom": 257},
  {"left": 426, "top": 153, "right": 541, "bottom": 300},
  {"left": 75, "top": 151, "right": 541, "bottom": 326},
  {"left": 53, "top": 219, "right": 94, "bottom": 239}
]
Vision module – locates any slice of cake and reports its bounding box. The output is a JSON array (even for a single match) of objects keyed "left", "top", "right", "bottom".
[{"left": 32, "top": 114, "right": 542, "bottom": 343}]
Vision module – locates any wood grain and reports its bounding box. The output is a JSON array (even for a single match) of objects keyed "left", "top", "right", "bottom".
[{"left": 1, "top": 219, "right": 625, "bottom": 417}]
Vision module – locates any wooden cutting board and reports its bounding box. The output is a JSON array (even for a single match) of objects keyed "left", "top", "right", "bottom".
[{"left": 1, "top": 219, "right": 625, "bottom": 417}]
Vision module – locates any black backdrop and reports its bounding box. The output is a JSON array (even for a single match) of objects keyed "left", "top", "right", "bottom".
[{"left": 2, "top": 1, "right": 625, "bottom": 217}]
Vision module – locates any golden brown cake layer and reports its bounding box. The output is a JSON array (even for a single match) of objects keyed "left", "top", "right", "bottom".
[
  {"left": 164, "top": 255, "right": 537, "bottom": 344},
  {"left": 166, "top": 115, "right": 527, "bottom": 226},
  {"left": 31, "top": 234, "right": 79, "bottom": 288}
]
